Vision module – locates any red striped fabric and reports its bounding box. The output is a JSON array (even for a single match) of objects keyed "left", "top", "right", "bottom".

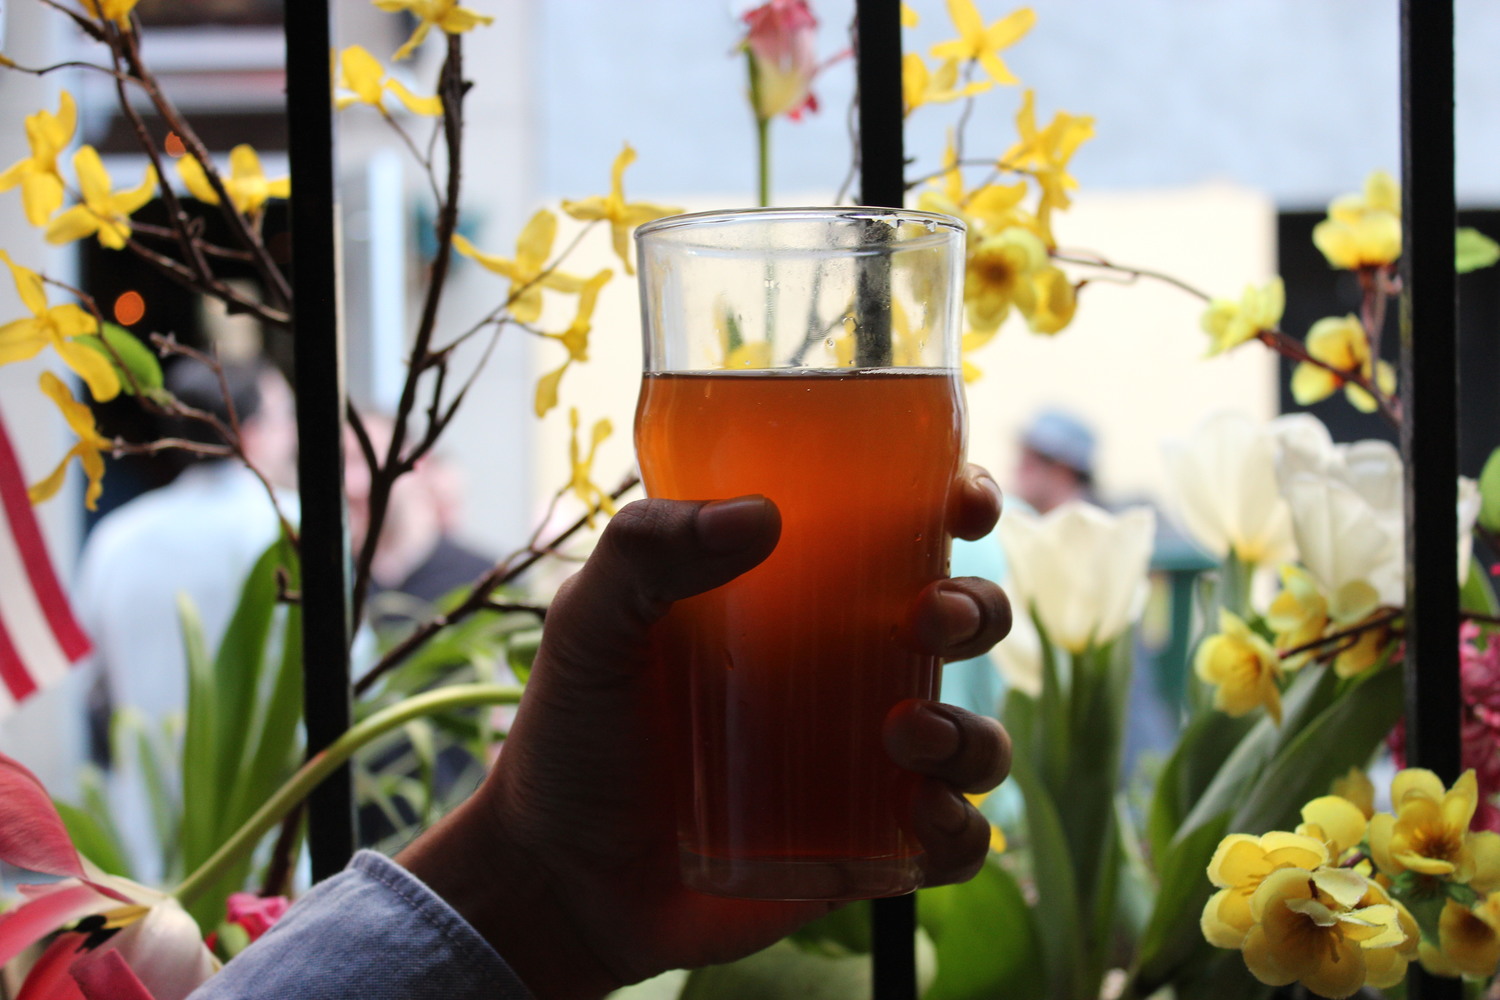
[{"left": 0, "top": 411, "right": 90, "bottom": 714}]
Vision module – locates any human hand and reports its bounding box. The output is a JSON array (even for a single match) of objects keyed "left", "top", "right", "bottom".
[{"left": 398, "top": 465, "right": 1013, "bottom": 999}]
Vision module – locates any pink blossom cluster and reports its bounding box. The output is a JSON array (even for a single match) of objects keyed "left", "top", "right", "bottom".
[{"left": 1388, "top": 622, "right": 1500, "bottom": 831}]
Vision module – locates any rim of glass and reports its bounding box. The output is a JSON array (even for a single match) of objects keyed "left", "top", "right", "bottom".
[{"left": 635, "top": 206, "right": 966, "bottom": 253}]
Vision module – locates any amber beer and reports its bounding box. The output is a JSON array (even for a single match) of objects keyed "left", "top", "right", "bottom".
[
  {"left": 636, "top": 367, "right": 965, "bottom": 898},
  {"left": 634, "top": 207, "right": 966, "bottom": 899}
]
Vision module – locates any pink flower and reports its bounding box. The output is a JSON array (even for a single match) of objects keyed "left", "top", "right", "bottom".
[
  {"left": 224, "top": 892, "right": 289, "bottom": 943},
  {"left": 741, "top": 0, "right": 822, "bottom": 121},
  {"left": 0, "top": 751, "right": 218, "bottom": 999},
  {"left": 1461, "top": 622, "right": 1500, "bottom": 713}
]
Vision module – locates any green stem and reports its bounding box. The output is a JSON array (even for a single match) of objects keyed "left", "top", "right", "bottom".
[
  {"left": 171, "top": 683, "right": 523, "bottom": 907},
  {"left": 757, "top": 114, "right": 771, "bottom": 207}
]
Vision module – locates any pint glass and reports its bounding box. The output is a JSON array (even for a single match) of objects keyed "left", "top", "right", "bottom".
[{"left": 634, "top": 208, "right": 967, "bottom": 900}]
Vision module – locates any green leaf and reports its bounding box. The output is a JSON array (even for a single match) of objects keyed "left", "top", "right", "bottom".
[
  {"left": 1145, "top": 709, "right": 1255, "bottom": 864},
  {"left": 1479, "top": 447, "right": 1500, "bottom": 534},
  {"left": 1007, "top": 759, "right": 1081, "bottom": 1000},
  {"left": 506, "top": 628, "right": 542, "bottom": 686},
  {"left": 178, "top": 594, "right": 216, "bottom": 888},
  {"left": 1129, "top": 812, "right": 1229, "bottom": 993},
  {"left": 1462, "top": 558, "right": 1499, "bottom": 618},
  {"left": 1229, "top": 664, "right": 1403, "bottom": 835},
  {"left": 76, "top": 323, "right": 164, "bottom": 395},
  {"left": 54, "top": 796, "right": 133, "bottom": 878},
  {"left": 919, "top": 859, "right": 1042, "bottom": 999},
  {"left": 1456, "top": 227, "right": 1500, "bottom": 274}
]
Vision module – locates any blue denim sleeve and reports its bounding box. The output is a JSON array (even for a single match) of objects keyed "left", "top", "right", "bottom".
[{"left": 187, "top": 850, "right": 534, "bottom": 999}]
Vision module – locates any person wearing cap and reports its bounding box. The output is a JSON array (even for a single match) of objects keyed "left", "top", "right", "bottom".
[{"left": 1013, "top": 408, "right": 1097, "bottom": 515}]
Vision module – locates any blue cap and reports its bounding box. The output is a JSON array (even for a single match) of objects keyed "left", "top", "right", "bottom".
[{"left": 1021, "top": 409, "right": 1096, "bottom": 478}]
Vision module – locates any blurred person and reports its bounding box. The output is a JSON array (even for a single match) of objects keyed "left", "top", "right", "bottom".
[
  {"left": 1012, "top": 407, "right": 1097, "bottom": 515},
  {"left": 346, "top": 415, "right": 494, "bottom": 619},
  {"left": 73, "top": 356, "right": 297, "bottom": 881}
]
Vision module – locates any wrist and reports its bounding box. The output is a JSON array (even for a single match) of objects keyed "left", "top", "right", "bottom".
[{"left": 396, "top": 796, "right": 619, "bottom": 999}]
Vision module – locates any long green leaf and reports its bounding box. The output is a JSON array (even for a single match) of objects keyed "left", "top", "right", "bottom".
[
  {"left": 54, "top": 796, "right": 132, "bottom": 879},
  {"left": 178, "top": 595, "right": 216, "bottom": 878},
  {"left": 1008, "top": 759, "right": 1080, "bottom": 1000},
  {"left": 1129, "top": 812, "right": 1230, "bottom": 992},
  {"left": 919, "top": 858, "right": 1043, "bottom": 1000},
  {"left": 1145, "top": 709, "right": 1255, "bottom": 863}
]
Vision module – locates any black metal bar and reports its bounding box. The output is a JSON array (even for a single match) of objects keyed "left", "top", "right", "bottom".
[
  {"left": 855, "top": 0, "right": 915, "bottom": 997},
  {"left": 285, "top": 0, "right": 355, "bottom": 881},
  {"left": 1399, "top": 2, "right": 1461, "bottom": 998}
]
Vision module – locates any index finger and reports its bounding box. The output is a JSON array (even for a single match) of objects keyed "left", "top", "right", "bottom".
[{"left": 951, "top": 464, "right": 1002, "bottom": 541}]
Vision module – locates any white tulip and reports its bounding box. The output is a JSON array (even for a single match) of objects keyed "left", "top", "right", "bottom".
[
  {"left": 992, "top": 601, "right": 1042, "bottom": 697},
  {"left": 1162, "top": 411, "right": 1298, "bottom": 566},
  {"left": 997, "top": 501, "right": 1156, "bottom": 654},
  {"left": 1460, "top": 476, "right": 1481, "bottom": 585}
]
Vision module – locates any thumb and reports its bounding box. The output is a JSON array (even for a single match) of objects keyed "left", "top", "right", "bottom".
[{"left": 536, "top": 496, "right": 780, "bottom": 683}]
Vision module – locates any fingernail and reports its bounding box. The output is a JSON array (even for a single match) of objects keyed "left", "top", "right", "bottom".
[
  {"left": 931, "top": 788, "right": 969, "bottom": 836},
  {"left": 909, "top": 704, "right": 960, "bottom": 763},
  {"left": 935, "top": 588, "right": 983, "bottom": 646},
  {"left": 696, "top": 496, "right": 773, "bottom": 554}
]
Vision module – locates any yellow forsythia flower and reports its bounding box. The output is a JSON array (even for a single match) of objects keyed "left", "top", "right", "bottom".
[
  {"left": 1368, "top": 769, "right": 1500, "bottom": 884},
  {"left": 1012, "top": 264, "right": 1076, "bottom": 335},
  {"left": 1240, "top": 866, "right": 1413, "bottom": 999},
  {"left": 562, "top": 145, "right": 681, "bottom": 276},
  {"left": 1195, "top": 608, "right": 1284, "bottom": 724},
  {"left": 963, "top": 226, "right": 1047, "bottom": 334},
  {"left": 1001, "top": 89, "right": 1094, "bottom": 244},
  {"left": 1312, "top": 170, "right": 1401, "bottom": 270},
  {"left": 31, "top": 371, "right": 112, "bottom": 510},
  {"left": 454, "top": 210, "right": 587, "bottom": 326},
  {"left": 45, "top": 147, "right": 158, "bottom": 251},
  {"left": 81, "top": 0, "right": 140, "bottom": 27},
  {"left": 0, "top": 250, "right": 116, "bottom": 402},
  {"left": 1200, "top": 277, "right": 1285, "bottom": 356},
  {"left": 566, "top": 408, "right": 617, "bottom": 529},
  {"left": 1265, "top": 564, "right": 1328, "bottom": 668},
  {"left": 1330, "top": 610, "right": 1395, "bottom": 679},
  {"left": 929, "top": 0, "right": 1034, "bottom": 87},
  {"left": 335, "top": 45, "right": 443, "bottom": 116},
  {"left": 1201, "top": 831, "right": 1328, "bottom": 949},
  {"left": 1290, "top": 314, "right": 1395, "bottom": 413},
  {"left": 0, "top": 91, "right": 76, "bottom": 226},
  {"left": 177, "top": 145, "right": 289, "bottom": 217},
  {"left": 901, "top": 54, "right": 992, "bottom": 118},
  {"left": 374, "top": 0, "right": 495, "bottom": 61},
  {"left": 534, "top": 269, "right": 612, "bottom": 418}
]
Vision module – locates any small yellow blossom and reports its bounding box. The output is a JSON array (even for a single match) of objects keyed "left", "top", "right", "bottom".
[
  {"left": 964, "top": 791, "right": 1006, "bottom": 853},
  {"left": 1240, "top": 866, "right": 1410, "bottom": 999},
  {"left": 959, "top": 327, "right": 998, "bottom": 383},
  {"left": 562, "top": 145, "right": 681, "bottom": 276},
  {"left": 1331, "top": 610, "right": 1395, "bottom": 679},
  {"left": 44, "top": 147, "right": 157, "bottom": 251},
  {"left": 177, "top": 145, "right": 289, "bottom": 217},
  {"left": 335, "top": 45, "right": 444, "bottom": 116},
  {"left": 1200, "top": 277, "right": 1285, "bottom": 356},
  {"left": 1290, "top": 314, "right": 1396, "bottom": 413},
  {"left": 1001, "top": 89, "right": 1094, "bottom": 244},
  {"left": 1195, "top": 608, "right": 1284, "bottom": 724},
  {"left": 1202, "top": 831, "right": 1329, "bottom": 948},
  {"left": 534, "top": 269, "right": 612, "bottom": 418},
  {"left": 374, "top": 0, "right": 495, "bottom": 61},
  {"left": 1012, "top": 264, "right": 1076, "bottom": 335},
  {"left": 0, "top": 91, "right": 76, "bottom": 226},
  {"left": 1313, "top": 170, "right": 1402, "bottom": 271},
  {"left": 901, "top": 54, "right": 992, "bottom": 117},
  {"left": 1431, "top": 893, "right": 1500, "bottom": 979},
  {"left": 900, "top": 3, "right": 919, "bottom": 28},
  {"left": 929, "top": 1, "right": 1034, "bottom": 87},
  {"left": 1368, "top": 769, "right": 1497, "bottom": 883},
  {"left": 454, "top": 210, "right": 587, "bottom": 325},
  {"left": 1296, "top": 795, "right": 1368, "bottom": 859},
  {"left": 0, "top": 250, "right": 116, "bottom": 402},
  {"left": 566, "top": 408, "right": 617, "bottom": 529},
  {"left": 30, "top": 371, "right": 112, "bottom": 510},
  {"left": 964, "top": 226, "right": 1047, "bottom": 333},
  {"left": 1266, "top": 565, "right": 1328, "bottom": 668},
  {"left": 81, "top": 0, "right": 140, "bottom": 27}
]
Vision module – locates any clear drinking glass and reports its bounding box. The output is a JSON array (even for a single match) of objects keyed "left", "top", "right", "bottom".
[{"left": 633, "top": 207, "right": 967, "bottom": 900}]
